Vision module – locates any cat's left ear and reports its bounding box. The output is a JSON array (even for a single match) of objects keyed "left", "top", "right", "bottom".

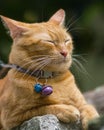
[
  {"left": 0, "top": 15, "right": 28, "bottom": 39},
  {"left": 49, "top": 9, "right": 65, "bottom": 25}
]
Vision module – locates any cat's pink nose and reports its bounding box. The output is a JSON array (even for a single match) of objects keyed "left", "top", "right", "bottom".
[{"left": 60, "top": 51, "right": 68, "bottom": 57}]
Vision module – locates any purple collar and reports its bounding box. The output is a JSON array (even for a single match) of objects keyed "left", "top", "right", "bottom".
[{"left": 0, "top": 62, "right": 59, "bottom": 79}]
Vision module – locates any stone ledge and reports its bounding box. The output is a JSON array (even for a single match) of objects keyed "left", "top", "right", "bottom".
[{"left": 13, "top": 114, "right": 82, "bottom": 130}]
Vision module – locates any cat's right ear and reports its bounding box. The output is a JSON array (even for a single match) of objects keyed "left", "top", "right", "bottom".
[
  {"left": 49, "top": 9, "right": 65, "bottom": 26},
  {"left": 0, "top": 15, "right": 28, "bottom": 39}
]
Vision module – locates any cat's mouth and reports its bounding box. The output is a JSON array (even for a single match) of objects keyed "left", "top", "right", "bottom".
[
  {"left": 50, "top": 57, "right": 71, "bottom": 65},
  {"left": 43, "top": 57, "right": 72, "bottom": 72}
]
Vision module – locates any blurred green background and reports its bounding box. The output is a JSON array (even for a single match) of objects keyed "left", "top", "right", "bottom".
[{"left": 0, "top": 0, "right": 104, "bottom": 92}]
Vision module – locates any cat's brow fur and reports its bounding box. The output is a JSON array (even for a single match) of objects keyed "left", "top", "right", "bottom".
[{"left": 0, "top": 9, "right": 99, "bottom": 130}]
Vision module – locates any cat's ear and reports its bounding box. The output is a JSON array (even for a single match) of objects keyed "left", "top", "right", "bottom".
[
  {"left": 0, "top": 15, "right": 28, "bottom": 39},
  {"left": 49, "top": 9, "right": 65, "bottom": 25}
]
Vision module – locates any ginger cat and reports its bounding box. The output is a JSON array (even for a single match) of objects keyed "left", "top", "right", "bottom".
[{"left": 0, "top": 9, "right": 99, "bottom": 130}]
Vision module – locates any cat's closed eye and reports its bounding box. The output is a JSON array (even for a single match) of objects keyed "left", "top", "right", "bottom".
[
  {"left": 46, "top": 40, "right": 55, "bottom": 44},
  {"left": 43, "top": 39, "right": 71, "bottom": 45},
  {"left": 65, "top": 39, "right": 70, "bottom": 44}
]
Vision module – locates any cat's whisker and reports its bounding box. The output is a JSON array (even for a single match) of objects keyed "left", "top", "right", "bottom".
[
  {"left": 68, "top": 27, "right": 85, "bottom": 33},
  {"left": 34, "top": 59, "right": 51, "bottom": 78},
  {"left": 21, "top": 59, "right": 49, "bottom": 79},
  {"left": 39, "top": 59, "right": 51, "bottom": 71},
  {"left": 66, "top": 15, "right": 77, "bottom": 30},
  {"left": 16, "top": 55, "right": 50, "bottom": 65},
  {"left": 26, "top": 59, "right": 51, "bottom": 80},
  {"left": 13, "top": 56, "right": 47, "bottom": 76},
  {"left": 20, "top": 63, "right": 43, "bottom": 80},
  {"left": 72, "top": 58, "right": 92, "bottom": 79},
  {"left": 14, "top": 57, "right": 49, "bottom": 76},
  {"left": 14, "top": 54, "right": 69, "bottom": 79},
  {"left": 66, "top": 17, "right": 81, "bottom": 32},
  {"left": 14, "top": 55, "right": 49, "bottom": 64},
  {"left": 72, "top": 54, "right": 88, "bottom": 63},
  {"left": 31, "top": 58, "right": 51, "bottom": 75},
  {"left": 14, "top": 55, "right": 56, "bottom": 80},
  {"left": 14, "top": 60, "right": 34, "bottom": 76},
  {"left": 72, "top": 58, "right": 86, "bottom": 73}
]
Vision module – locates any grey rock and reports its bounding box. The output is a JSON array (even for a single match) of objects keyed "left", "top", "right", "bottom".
[{"left": 13, "top": 114, "right": 82, "bottom": 130}]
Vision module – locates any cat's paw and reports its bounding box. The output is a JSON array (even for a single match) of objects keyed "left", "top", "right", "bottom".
[
  {"left": 81, "top": 104, "right": 99, "bottom": 130},
  {"left": 81, "top": 114, "right": 99, "bottom": 130},
  {"left": 56, "top": 105, "right": 80, "bottom": 123}
]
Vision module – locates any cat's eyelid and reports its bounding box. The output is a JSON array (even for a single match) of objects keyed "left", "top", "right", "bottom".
[
  {"left": 65, "top": 39, "right": 70, "bottom": 42},
  {"left": 43, "top": 40, "right": 55, "bottom": 44},
  {"left": 65, "top": 39, "right": 70, "bottom": 44},
  {"left": 46, "top": 40, "right": 55, "bottom": 43}
]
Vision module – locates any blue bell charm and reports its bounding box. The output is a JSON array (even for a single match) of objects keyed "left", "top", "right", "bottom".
[
  {"left": 34, "top": 83, "right": 53, "bottom": 96},
  {"left": 34, "top": 84, "right": 42, "bottom": 93}
]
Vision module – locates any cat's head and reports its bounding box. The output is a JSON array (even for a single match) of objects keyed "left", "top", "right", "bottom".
[{"left": 0, "top": 9, "right": 73, "bottom": 73}]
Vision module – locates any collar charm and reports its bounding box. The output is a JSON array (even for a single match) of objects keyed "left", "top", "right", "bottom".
[
  {"left": 34, "top": 84, "right": 53, "bottom": 96},
  {"left": 0, "top": 61, "right": 53, "bottom": 96}
]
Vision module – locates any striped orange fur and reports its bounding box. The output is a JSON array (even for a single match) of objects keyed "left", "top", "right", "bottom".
[{"left": 0, "top": 9, "right": 99, "bottom": 130}]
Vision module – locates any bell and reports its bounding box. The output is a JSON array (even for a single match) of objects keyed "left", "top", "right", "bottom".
[
  {"left": 42, "top": 85, "right": 53, "bottom": 96},
  {"left": 34, "top": 84, "right": 42, "bottom": 93}
]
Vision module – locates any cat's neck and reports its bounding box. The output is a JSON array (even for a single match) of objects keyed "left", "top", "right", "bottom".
[
  {"left": 9, "top": 68, "right": 72, "bottom": 83},
  {"left": 0, "top": 62, "right": 71, "bottom": 80},
  {"left": 2, "top": 63, "right": 66, "bottom": 79},
  {"left": 14, "top": 65, "right": 61, "bottom": 79}
]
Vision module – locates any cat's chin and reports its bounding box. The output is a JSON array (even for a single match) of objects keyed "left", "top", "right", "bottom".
[{"left": 44, "top": 61, "right": 72, "bottom": 73}]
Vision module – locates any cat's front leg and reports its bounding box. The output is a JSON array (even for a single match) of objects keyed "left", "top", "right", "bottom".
[
  {"left": 1, "top": 104, "right": 80, "bottom": 130},
  {"left": 39, "top": 104, "right": 80, "bottom": 123},
  {"left": 80, "top": 104, "right": 99, "bottom": 130},
  {"left": 52, "top": 104, "right": 80, "bottom": 123}
]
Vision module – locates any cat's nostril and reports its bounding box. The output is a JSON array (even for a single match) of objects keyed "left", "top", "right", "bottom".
[{"left": 60, "top": 51, "right": 68, "bottom": 57}]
